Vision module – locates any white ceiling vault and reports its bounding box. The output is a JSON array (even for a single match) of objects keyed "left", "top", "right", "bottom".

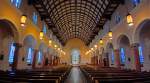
[{"left": 29, "top": 0, "right": 124, "bottom": 46}]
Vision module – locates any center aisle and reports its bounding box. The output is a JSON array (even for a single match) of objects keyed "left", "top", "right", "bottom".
[{"left": 65, "top": 66, "right": 87, "bottom": 83}]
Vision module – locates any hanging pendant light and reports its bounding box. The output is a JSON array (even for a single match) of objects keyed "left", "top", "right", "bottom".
[
  {"left": 91, "top": 48, "right": 94, "bottom": 51},
  {"left": 94, "top": 45, "right": 97, "bottom": 48},
  {"left": 49, "top": 40, "right": 52, "bottom": 46},
  {"left": 100, "top": 39, "right": 103, "bottom": 45},
  {"left": 126, "top": 13, "right": 134, "bottom": 26},
  {"left": 54, "top": 45, "right": 57, "bottom": 48},
  {"left": 108, "top": 31, "right": 112, "bottom": 39},
  {"left": 40, "top": 31, "right": 44, "bottom": 40},
  {"left": 20, "top": 15, "right": 27, "bottom": 27}
]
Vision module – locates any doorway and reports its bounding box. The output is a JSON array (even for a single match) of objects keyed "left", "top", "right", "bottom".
[{"left": 71, "top": 49, "right": 80, "bottom": 65}]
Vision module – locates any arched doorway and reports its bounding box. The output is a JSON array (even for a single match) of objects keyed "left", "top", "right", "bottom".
[
  {"left": 0, "top": 20, "right": 19, "bottom": 71},
  {"left": 135, "top": 19, "right": 150, "bottom": 71},
  {"left": 37, "top": 43, "right": 47, "bottom": 67},
  {"left": 118, "top": 35, "right": 132, "bottom": 69},
  {"left": 23, "top": 35, "right": 36, "bottom": 69},
  {"left": 71, "top": 48, "right": 80, "bottom": 65},
  {"left": 106, "top": 43, "right": 114, "bottom": 67}
]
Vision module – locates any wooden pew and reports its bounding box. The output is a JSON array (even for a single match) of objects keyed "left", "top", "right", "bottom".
[
  {"left": 0, "top": 65, "right": 71, "bottom": 83},
  {"left": 80, "top": 65, "right": 150, "bottom": 83}
]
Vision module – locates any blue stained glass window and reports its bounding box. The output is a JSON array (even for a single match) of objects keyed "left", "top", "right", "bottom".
[
  {"left": 115, "top": 15, "right": 121, "bottom": 24},
  {"left": 111, "top": 50, "right": 115, "bottom": 64},
  {"left": 120, "top": 48, "right": 126, "bottom": 64},
  {"left": 138, "top": 46, "right": 144, "bottom": 64},
  {"left": 32, "top": 12, "right": 38, "bottom": 25},
  {"left": 43, "top": 23, "right": 47, "bottom": 34},
  {"left": 132, "top": 0, "right": 141, "bottom": 6},
  {"left": 27, "top": 48, "right": 33, "bottom": 64},
  {"left": 8, "top": 43, "right": 16, "bottom": 64},
  {"left": 11, "top": 0, "right": 22, "bottom": 8},
  {"left": 37, "top": 51, "right": 43, "bottom": 64}
]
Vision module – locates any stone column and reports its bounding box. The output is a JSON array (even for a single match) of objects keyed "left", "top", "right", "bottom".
[
  {"left": 12, "top": 43, "right": 22, "bottom": 70},
  {"left": 114, "top": 49, "right": 121, "bottom": 69},
  {"left": 131, "top": 43, "right": 141, "bottom": 71},
  {"left": 32, "top": 49, "right": 38, "bottom": 69}
]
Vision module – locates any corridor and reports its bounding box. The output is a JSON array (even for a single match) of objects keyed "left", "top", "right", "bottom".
[{"left": 65, "top": 66, "right": 87, "bottom": 83}]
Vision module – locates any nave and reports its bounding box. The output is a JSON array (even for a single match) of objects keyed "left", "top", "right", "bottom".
[
  {"left": 65, "top": 66, "right": 87, "bottom": 83},
  {"left": 1, "top": 0, "right": 150, "bottom": 83}
]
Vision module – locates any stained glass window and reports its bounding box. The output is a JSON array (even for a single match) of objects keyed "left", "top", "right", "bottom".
[
  {"left": 120, "top": 48, "right": 126, "bottom": 64},
  {"left": 132, "top": 0, "right": 141, "bottom": 6},
  {"left": 115, "top": 13, "right": 121, "bottom": 24},
  {"left": 138, "top": 46, "right": 144, "bottom": 64},
  {"left": 11, "top": 0, "right": 22, "bottom": 8},
  {"left": 43, "top": 23, "right": 47, "bottom": 34},
  {"left": 37, "top": 51, "right": 43, "bottom": 64},
  {"left": 71, "top": 49, "right": 80, "bottom": 64},
  {"left": 111, "top": 50, "right": 115, "bottom": 64},
  {"left": 32, "top": 12, "right": 38, "bottom": 25},
  {"left": 27, "top": 48, "right": 33, "bottom": 64},
  {"left": 8, "top": 43, "right": 16, "bottom": 64}
]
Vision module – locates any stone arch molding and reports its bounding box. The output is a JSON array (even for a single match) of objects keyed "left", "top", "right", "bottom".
[
  {"left": 133, "top": 19, "right": 150, "bottom": 43},
  {"left": 23, "top": 35, "right": 37, "bottom": 49},
  {"left": 0, "top": 19, "right": 20, "bottom": 43},
  {"left": 114, "top": 34, "right": 131, "bottom": 49}
]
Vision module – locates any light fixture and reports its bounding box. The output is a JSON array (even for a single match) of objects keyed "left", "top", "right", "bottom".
[
  {"left": 20, "top": 15, "right": 27, "bottom": 27},
  {"left": 100, "top": 39, "right": 103, "bottom": 45},
  {"left": 54, "top": 45, "right": 57, "bottom": 48},
  {"left": 58, "top": 48, "right": 60, "bottom": 51},
  {"left": 49, "top": 40, "right": 52, "bottom": 46},
  {"left": 94, "top": 45, "right": 97, "bottom": 48},
  {"left": 108, "top": 31, "right": 112, "bottom": 39},
  {"left": 40, "top": 31, "right": 44, "bottom": 40},
  {"left": 91, "top": 48, "right": 94, "bottom": 50},
  {"left": 108, "top": 31, "right": 112, "bottom": 37},
  {"left": 126, "top": 13, "right": 134, "bottom": 26}
]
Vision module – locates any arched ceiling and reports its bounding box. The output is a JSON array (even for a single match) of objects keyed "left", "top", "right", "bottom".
[{"left": 29, "top": 0, "right": 123, "bottom": 46}]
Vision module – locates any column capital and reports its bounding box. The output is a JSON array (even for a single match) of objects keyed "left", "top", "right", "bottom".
[
  {"left": 13, "top": 43, "right": 22, "bottom": 47},
  {"left": 130, "top": 43, "right": 139, "bottom": 48},
  {"left": 114, "top": 49, "right": 120, "bottom": 52}
]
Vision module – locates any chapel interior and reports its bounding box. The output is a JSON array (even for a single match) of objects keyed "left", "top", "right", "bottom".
[{"left": 0, "top": 0, "right": 150, "bottom": 83}]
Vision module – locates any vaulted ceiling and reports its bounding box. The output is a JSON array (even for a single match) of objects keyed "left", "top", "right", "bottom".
[{"left": 29, "top": 0, "right": 123, "bottom": 46}]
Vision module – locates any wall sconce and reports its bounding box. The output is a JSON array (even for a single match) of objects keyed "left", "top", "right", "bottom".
[
  {"left": 20, "top": 15, "right": 27, "bottom": 27},
  {"left": 99, "top": 39, "right": 103, "bottom": 45},
  {"left": 40, "top": 31, "right": 44, "bottom": 40},
  {"left": 126, "top": 14, "right": 134, "bottom": 26}
]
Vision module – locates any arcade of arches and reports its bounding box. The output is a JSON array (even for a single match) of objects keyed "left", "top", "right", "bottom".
[{"left": 1, "top": 0, "right": 150, "bottom": 83}]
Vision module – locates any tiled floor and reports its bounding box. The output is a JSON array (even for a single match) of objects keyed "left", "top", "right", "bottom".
[{"left": 65, "top": 66, "right": 87, "bottom": 83}]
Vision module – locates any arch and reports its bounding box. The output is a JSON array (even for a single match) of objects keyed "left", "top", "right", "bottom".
[
  {"left": 39, "top": 43, "right": 47, "bottom": 53},
  {"left": 63, "top": 38, "right": 89, "bottom": 64},
  {"left": 47, "top": 47, "right": 53, "bottom": 55},
  {"left": 117, "top": 34, "right": 130, "bottom": 49},
  {"left": 134, "top": 19, "right": 150, "bottom": 70},
  {"left": 0, "top": 19, "right": 20, "bottom": 70},
  {"left": 134, "top": 19, "right": 150, "bottom": 43},
  {"left": 23, "top": 35, "right": 37, "bottom": 49},
  {"left": 105, "top": 43, "right": 114, "bottom": 53},
  {"left": 0, "top": 19, "right": 19, "bottom": 43}
]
